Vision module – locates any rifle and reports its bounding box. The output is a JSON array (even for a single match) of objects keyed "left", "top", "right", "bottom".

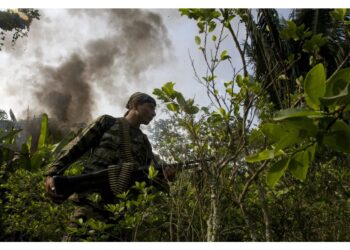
[{"left": 50, "top": 158, "right": 213, "bottom": 202}]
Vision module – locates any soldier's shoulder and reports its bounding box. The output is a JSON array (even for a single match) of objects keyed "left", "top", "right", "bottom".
[
  {"left": 96, "top": 114, "right": 118, "bottom": 123},
  {"left": 92, "top": 115, "right": 119, "bottom": 129}
]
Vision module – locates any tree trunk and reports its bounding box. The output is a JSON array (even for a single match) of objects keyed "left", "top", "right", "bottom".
[
  {"left": 206, "top": 181, "right": 220, "bottom": 241},
  {"left": 255, "top": 178, "right": 272, "bottom": 241}
]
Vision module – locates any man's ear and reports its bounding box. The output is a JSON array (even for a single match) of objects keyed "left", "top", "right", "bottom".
[
  {"left": 129, "top": 102, "right": 136, "bottom": 110},
  {"left": 132, "top": 102, "right": 141, "bottom": 112}
]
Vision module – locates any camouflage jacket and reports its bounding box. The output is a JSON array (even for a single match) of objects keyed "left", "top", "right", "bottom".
[{"left": 46, "top": 115, "right": 166, "bottom": 197}]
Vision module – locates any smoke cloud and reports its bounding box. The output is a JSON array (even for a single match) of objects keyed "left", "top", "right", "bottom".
[
  {"left": 4, "top": 9, "right": 173, "bottom": 127},
  {"left": 35, "top": 53, "right": 93, "bottom": 123}
]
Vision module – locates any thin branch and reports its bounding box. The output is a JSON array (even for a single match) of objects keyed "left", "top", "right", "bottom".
[
  {"left": 220, "top": 8, "right": 248, "bottom": 76},
  {"left": 238, "top": 161, "right": 269, "bottom": 204}
]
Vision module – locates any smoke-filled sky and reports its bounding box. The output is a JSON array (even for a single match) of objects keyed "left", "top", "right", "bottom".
[
  {"left": 1, "top": 8, "right": 292, "bottom": 125},
  {"left": 1, "top": 9, "right": 215, "bottom": 124}
]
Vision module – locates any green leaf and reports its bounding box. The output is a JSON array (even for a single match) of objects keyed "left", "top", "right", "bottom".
[
  {"left": 303, "top": 63, "right": 326, "bottom": 110},
  {"left": 262, "top": 121, "right": 312, "bottom": 151},
  {"left": 236, "top": 75, "right": 243, "bottom": 87},
  {"left": 212, "top": 35, "right": 217, "bottom": 42},
  {"left": 185, "top": 106, "right": 199, "bottom": 115},
  {"left": 325, "top": 67, "right": 350, "bottom": 97},
  {"left": 38, "top": 113, "right": 48, "bottom": 149},
  {"left": 226, "top": 87, "right": 234, "bottom": 96},
  {"left": 197, "top": 21, "right": 205, "bottom": 33},
  {"left": 323, "top": 120, "right": 350, "bottom": 153},
  {"left": 274, "top": 108, "right": 324, "bottom": 121},
  {"left": 161, "top": 82, "right": 176, "bottom": 98},
  {"left": 267, "top": 158, "right": 290, "bottom": 187},
  {"left": 275, "top": 133, "right": 301, "bottom": 151},
  {"left": 218, "top": 108, "right": 226, "bottom": 117},
  {"left": 166, "top": 103, "right": 179, "bottom": 113},
  {"left": 153, "top": 88, "right": 163, "bottom": 97},
  {"left": 208, "top": 21, "right": 216, "bottom": 32},
  {"left": 246, "top": 149, "right": 284, "bottom": 163},
  {"left": 175, "top": 92, "right": 186, "bottom": 108},
  {"left": 224, "top": 81, "right": 233, "bottom": 87},
  {"left": 220, "top": 50, "right": 230, "bottom": 60},
  {"left": 289, "top": 148, "right": 312, "bottom": 181},
  {"left": 261, "top": 123, "right": 296, "bottom": 143},
  {"left": 195, "top": 35, "right": 201, "bottom": 45},
  {"left": 320, "top": 83, "right": 350, "bottom": 107},
  {"left": 281, "top": 117, "right": 318, "bottom": 137},
  {"left": 26, "top": 135, "right": 32, "bottom": 152},
  {"left": 308, "top": 143, "right": 316, "bottom": 161},
  {"left": 280, "top": 20, "right": 310, "bottom": 41},
  {"left": 31, "top": 150, "right": 46, "bottom": 171}
]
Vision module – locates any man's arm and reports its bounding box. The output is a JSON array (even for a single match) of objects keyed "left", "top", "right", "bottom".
[{"left": 46, "top": 115, "right": 116, "bottom": 176}]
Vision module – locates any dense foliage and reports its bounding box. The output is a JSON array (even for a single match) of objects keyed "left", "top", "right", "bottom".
[{"left": 1, "top": 8, "right": 350, "bottom": 241}]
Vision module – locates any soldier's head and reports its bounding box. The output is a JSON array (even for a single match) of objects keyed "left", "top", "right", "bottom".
[{"left": 124, "top": 92, "right": 156, "bottom": 125}]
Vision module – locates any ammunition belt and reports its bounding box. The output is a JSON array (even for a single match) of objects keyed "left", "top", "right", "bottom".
[{"left": 107, "top": 118, "right": 135, "bottom": 195}]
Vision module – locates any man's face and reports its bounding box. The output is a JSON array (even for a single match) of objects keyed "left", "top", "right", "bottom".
[{"left": 136, "top": 102, "right": 156, "bottom": 125}]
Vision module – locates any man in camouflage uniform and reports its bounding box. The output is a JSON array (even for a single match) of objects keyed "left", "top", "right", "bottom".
[{"left": 44, "top": 92, "right": 174, "bottom": 241}]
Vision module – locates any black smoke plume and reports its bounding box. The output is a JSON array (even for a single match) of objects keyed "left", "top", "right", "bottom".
[
  {"left": 32, "top": 9, "right": 172, "bottom": 127},
  {"left": 35, "top": 53, "right": 93, "bottom": 124}
]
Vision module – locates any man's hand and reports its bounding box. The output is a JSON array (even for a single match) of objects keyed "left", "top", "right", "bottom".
[
  {"left": 163, "top": 166, "right": 176, "bottom": 182},
  {"left": 44, "top": 176, "right": 65, "bottom": 203}
]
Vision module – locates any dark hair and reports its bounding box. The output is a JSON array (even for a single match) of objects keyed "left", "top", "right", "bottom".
[
  {"left": 124, "top": 92, "right": 156, "bottom": 117},
  {"left": 125, "top": 92, "right": 156, "bottom": 109}
]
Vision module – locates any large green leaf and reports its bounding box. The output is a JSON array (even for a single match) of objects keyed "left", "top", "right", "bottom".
[
  {"left": 325, "top": 68, "right": 350, "bottom": 97},
  {"left": 274, "top": 133, "right": 300, "bottom": 151},
  {"left": 303, "top": 63, "right": 326, "bottom": 110},
  {"left": 261, "top": 123, "right": 287, "bottom": 142},
  {"left": 320, "top": 83, "right": 350, "bottom": 107},
  {"left": 176, "top": 93, "right": 186, "bottom": 108},
  {"left": 161, "top": 82, "right": 176, "bottom": 99},
  {"left": 38, "top": 113, "right": 48, "bottom": 149},
  {"left": 325, "top": 68, "right": 350, "bottom": 96},
  {"left": 246, "top": 149, "right": 284, "bottom": 163},
  {"left": 266, "top": 158, "right": 290, "bottom": 187},
  {"left": 323, "top": 120, "right": 350, "bottom": 153},
  {"left": 153, "top": 88, "right": 164, "bottom": 97},
  {"left": 281, "top": 117, "right": 318, "bottom": 137},
  {"left": 274, "top": 108, "right": 324, "bottom": 121},
  {"left": 288, "top": 145, "right": 315, "bottom": 181},
  {"left": 261, "top": 123, "right": 301, "bottom": 150},
  {"left": 166, "top": 103, "right": 179, "bottom": 113}
]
